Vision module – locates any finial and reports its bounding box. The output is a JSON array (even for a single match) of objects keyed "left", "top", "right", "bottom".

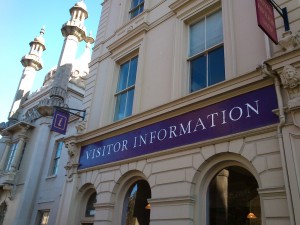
[{"left": 40, "top": 25, "right": 45, "bottom": 36}]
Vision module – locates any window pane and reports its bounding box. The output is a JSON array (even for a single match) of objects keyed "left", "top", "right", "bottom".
[
  {"left": 189, "top": 19, "right": 205, "bottom": 56},
  {"left": 190, "top": 55, "right": 207, "bottom": 92},
  {"left": 55, "top": 142, "right": 63, "bottom": 157},
  {"left": 115, "top": 56, "right": 138, "bottom": 121},
  {"left": 139, "top": 4, "right": 144, "bottom": 14},
  {"left": 130, "top": 0, "right": 144, "bottom": 19},
  {"left": 117, "top": 62, "right": 129, "bottom": 92},
  {"left": 85, "top": 193, "right": 97, "bottom": 217},
  {"left": 128, "top": 57, "right": 138, "bottom": 87},
  {"left": 50, "top": 142, "right": 63, "bottom": 175},
  {"left": 131, "top": 0, "right": 140, "bottom": 9},
  {"left": 206, "top": 10, "right": 223, "bottom": 49},
  {"left": 40, "top": 211, "right": 50, "bottom": 225},
  {"left": 52, "top": 160, "right": 59, "bottom": 175},
  {"left": 208, "top": 46, "right": 225, "bottom": 86},
  {"left": 125, "top": 89, "right": 134, "bottom": 117},
  {"left": 114, "top": 93, "right": 127, "bottom": 121},
  {"left": 5, "top": 143, "right": 18, "bottom": 172}
]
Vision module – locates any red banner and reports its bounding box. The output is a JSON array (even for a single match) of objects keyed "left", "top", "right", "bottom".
[{"left": 255, "top": 0, "right": 278, "bottom": 44}]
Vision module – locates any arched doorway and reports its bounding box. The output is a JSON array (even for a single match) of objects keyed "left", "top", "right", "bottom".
[
  {"left": 207, "top": 166, "right": 261, "bottom": 225},
  {"left": 81, "top": 191, "right": 97, "bottom": 225},
  {"left": 121, "top": 180, "right": 151, "bottom": 225}
]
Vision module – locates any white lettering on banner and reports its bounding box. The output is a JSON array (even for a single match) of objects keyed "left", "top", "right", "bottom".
[{"left": 84, "top": 100, "right": 260, "bottom": 160}]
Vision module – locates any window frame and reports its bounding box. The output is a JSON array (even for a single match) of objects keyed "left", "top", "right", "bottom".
[
  {"left": 187, "top": 9, "right": 225, "bottom": 93},
  {"left": 49, "top": 141, "right": 63, "bottom": 176},
  {"left": 4, "top": 143, "right": 18, "bottom": 172},
  {"left": 129, "top": 0, "right": 144, "bottom": 19},
  {"left": 114, "top": 55, "right": 139, "bottom": 121},
  {"left": 37, "top": 210, "right": 50, "bottom": 225}
]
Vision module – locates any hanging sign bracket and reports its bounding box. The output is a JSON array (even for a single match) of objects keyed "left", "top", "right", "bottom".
[{"left": 268, "top": 0, "right": 290, "bottom": 31}]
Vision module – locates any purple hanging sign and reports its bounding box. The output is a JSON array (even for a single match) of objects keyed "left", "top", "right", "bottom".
[
  {"left": 51, "top": 108, "right": 69, "bottom": 135},
  {"left": 79, "top": 86, "right": 279, "bottom": 169}
]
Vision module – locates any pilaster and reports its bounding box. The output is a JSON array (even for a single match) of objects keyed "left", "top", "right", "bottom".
[
  {"left": 55, "top": 138, "right": 81, "bottom": 225},
  {"left": 0, "top": 136, "right": 11, "bottom": 172},
  {"left": 13, "top": 117, "right": 52, "bottom": 225}
]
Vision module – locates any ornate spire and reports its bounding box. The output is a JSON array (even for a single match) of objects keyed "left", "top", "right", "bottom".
[
  {"left": 61, "top": 0, "right": 88, "bottom": 41},
  {"left": 9, "top": 27, "right": 47, "bottom": 122},
  {"left": 21, "top": 26, "right": 46, "bottom": 71}
]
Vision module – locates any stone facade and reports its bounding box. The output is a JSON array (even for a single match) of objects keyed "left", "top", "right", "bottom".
[
  {"left": 59, "top": 0, "right": 300, "bottom": 225},
  {"left": 1, "top": 0, "right": 300, "bottom": 225}
]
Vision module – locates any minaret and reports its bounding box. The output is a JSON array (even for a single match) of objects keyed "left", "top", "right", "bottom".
[
  {"left": 38, "top": 0, "right": 91, "bottom": 116},
  {"left": 58, "top": 0, "right": 88, "bottom": 66},
  {"left": 8, "top": 27, "right": 46, "bottom": 123}
]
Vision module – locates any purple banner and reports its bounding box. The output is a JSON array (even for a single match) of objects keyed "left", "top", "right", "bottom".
[
  {"left": 51, "top": 108, "right": 69, "bottom": 135},
  {"left": 79, "top": 86, "right": 279, "bottom": 169}
]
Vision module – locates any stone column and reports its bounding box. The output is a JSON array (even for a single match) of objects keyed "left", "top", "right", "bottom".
[
  {"left": 210, "top": 169, "right": 229, "bottom": 225},
  {"left": 10, "top": 130, "right": 27, "bottom": 172},
  {"left": 0, "top": 136, "right": 12, "bottom": 172}
]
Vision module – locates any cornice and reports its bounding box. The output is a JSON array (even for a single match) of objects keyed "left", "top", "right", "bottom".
[
  {"left": 265, "top": 47, "right": 300, "bottom": 71},
  {"left": 1, "top": 121, "right": 35, "bottom": 135},
  {"left": 107, "top": 22, "right": 150, "bottom": 53}
]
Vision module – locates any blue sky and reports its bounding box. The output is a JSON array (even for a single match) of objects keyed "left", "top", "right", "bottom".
[{"left": 0, "top": 0, "right": 102, "bottom": 123}]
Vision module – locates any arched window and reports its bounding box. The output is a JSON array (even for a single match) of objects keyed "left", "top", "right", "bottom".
[
  {"left": 208, "top": 166, "right": 261, "bottom": 225},
  {"left": 121, "top": 180, "right": 151, "bottom": 225}
]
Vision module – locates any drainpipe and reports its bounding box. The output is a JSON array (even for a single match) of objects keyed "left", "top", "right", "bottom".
[{"left": 262, "top": 63, "right": 295, "bottom": 225}]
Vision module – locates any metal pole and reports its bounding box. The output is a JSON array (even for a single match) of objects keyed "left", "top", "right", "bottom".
[{"left": 268, "top": 0, "right": 290, "bottom": 31}]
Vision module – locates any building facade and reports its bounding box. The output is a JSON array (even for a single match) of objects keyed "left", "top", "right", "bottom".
[
  {"left": 1, "top": 0, "right": 300, "bottom": 225},
  {"left": 0, "top": 1, "right": 95, "bottom": 225},
  {"left": 59, "top": 0, "right": 300, "bottom": 225}
]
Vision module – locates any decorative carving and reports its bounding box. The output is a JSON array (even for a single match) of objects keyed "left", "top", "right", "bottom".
[
  {"left": 69, "top": 70, "right": 87, "bottom": 89},
  {"left": 65, "top": 142, "right": 79, "bottom": 164},
  {"left": 75, "top": 121, "right": 86, "bottom": 134},
  {"left": 279, "top": 31, "right": 299, "bottom": 52},
  {"left": 295, "top": 30, "right": 300, "bottom": 46},
  {"left": 64, "top": 141, "right": 80, "bottom": 182},
  {"left": 280, "top": 65, "right": 300, "bottom": 127},
  {"left": 23, "top": 106, "right": 41, "bottom": 123}
]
